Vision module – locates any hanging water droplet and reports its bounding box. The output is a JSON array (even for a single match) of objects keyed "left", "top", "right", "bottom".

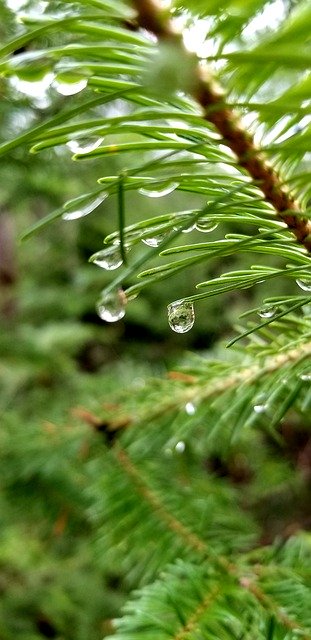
[
  {"left": 139, "top": 182, "right": 179, "bottom": 198},
  {"left": 90, "top": 246, "right": 123, "bottom": 271},
  {"left": 53, "top": 77, "right": 87, "bottom": 96},
  {"left": 195, "top": 218, "right": 218, "bottom": 233},
  {"left": 296, "top": 276, "right": 311, "bottom": 292},
  {"left": 299, "top": 372, "right": 311, "bottom": 381},
  {"left": 62, "top": 193, "right": 108, "bottom": 220},
  {"left": 167, "top": 300, "right": 195, "bottom": 334},
  {"left": 142, "top": 231, "right": 169, "bottom": 247},
  {"left": 185, "top": 401, "right": 196, "bottom": 415},
  {"left": 96, "top": 289, "right": 126, "bottom": 322},
  {"left": 67, "top": 137, "right": 103, "bottom": 154},
  {"left": 258, "top": 304, "right": 277, "bottom": 319},
  {"left": 175, "top": 441, "right": 186, "bottom": 453}
]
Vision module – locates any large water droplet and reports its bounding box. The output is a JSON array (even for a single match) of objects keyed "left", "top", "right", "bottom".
[
  {"left": 185, "top": 401, "right": 196, "bottom": 415},
  {"left": 96, "top": 289, "right": 126, "bottom": 322},
  {"left": 90, "top": 246, "right": 123, "bottom": 271},
  {"left": 139, "top": 182, "right": 179, "bottom": 198},
  {"left": 53, "top": 78, "right": 87, "bottom": 96},
  {"left": 142, "top": 231, "right": 169, "bottom": 247},
  {"left": 67, "top": 137, "right": 103, "bottom": 154},
  {"left": 62, "top": 193, "right": 108, "bottom": 220},
  {"left": 167, "top": 300, "right": 195, "bottom": 333},
  {"left": 195, "top": 218, "right": 218, "bottom": 233},
  {"left": 296, "top": 276, "right": 311, "bottom": 292},
  {"left": 258, "top": 304, "right": 277, "bottom": 319}
]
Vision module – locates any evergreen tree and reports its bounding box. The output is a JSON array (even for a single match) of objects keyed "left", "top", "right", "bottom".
[{"left": 1, "top": 0, "right": 311, "bottom": 638}]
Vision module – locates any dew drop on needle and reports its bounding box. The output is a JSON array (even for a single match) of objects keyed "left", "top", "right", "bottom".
[
  {"left": 67, "top": 137, "right": 103, "bottom": 154},
  {"left": 62, "top": 193, "right": 108, "bottom": 220},
  {"left": 195, "top": 218, "right": 218, "bottom": 233},
  {"left": 53, "top": 78, "right": 87, "bottom": 96},
  {"left": 142, "top": 231, "right": 169, "bottom": 247},
  {"left": 167, "top": 300, "right": 195, "bottom": 333},
  {"left": 90, "top": 246, "right": 123, "bottom": 271},
  {"left": 96, "top": 289, "right": 126, "bottom": 323},
  {"left": 185, "top": 401, "right": 196, "bottom": 415},
  {"left": 258, "top": 304, "right": 277, "bottom": 319},
  {"left": 299, "top": 372, "right": 311, "bottom": 381},
  {"left": 296, "top": 276, "right": 311, "bottom": 292},
  {"left": 139, "top": 182, "right": 179, "bottom": 198}
]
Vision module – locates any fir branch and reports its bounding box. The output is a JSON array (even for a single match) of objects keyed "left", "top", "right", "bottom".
[
  {"left": 113, "top": 449, "right": 311, "bottom": 637},
  {"left": 240, "top": 577, "right": 311, "bottom": 639},
  {"left": 173, "top": 586, "right": 221, "bottom": 640},
  {"left": 116, "top": 447, "right": 208, "bottom": 554},
  {"left": 131, "top": 0, "right": 311, "bottom": 252},
  {"left": 127, "top": 337, "right": 311, "bottom": 428}
]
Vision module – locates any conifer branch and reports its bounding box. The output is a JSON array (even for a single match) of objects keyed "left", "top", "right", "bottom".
[
  {"left": 131, "top": 0, "right": 311, "bottom": 253},
  {"left": 127, "top": 338, "right": 311, "bottom": 427},
  {"left": 114, "top": 448, "right": 311, "bottom": 637},
  {"left": 173, "top": 586, "right": 221, "bottom": 640},
  {"left": 240, "top": 578, "right": 311, "bottom": 639},
  {"left": 116, "top": 447, "right": 207, "bottom": 553},
  {"left": 114, "top": 446, "right": 311, "bottom": 637}
]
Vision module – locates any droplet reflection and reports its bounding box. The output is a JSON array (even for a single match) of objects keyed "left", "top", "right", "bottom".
[
  {"left": 296, "top": 276, "right": 311, "bottom": 292},
  {"left": 139, "top": 182, "right": 179, "bottom": 198},
  {"left": 67, "top": 137, "right": 103, "bottom": 154},
  {"left": 62, "top": 193, "right": 108, "bottom": 220},
  {"left": 96, "top": 289, "right": 126, "bottom": 322},
  {"left": 167, "top": 300, "right": 195, "bottom": 333},
  {"left": 90, "top": 246, "right": 123, "bottom": 271},
  {"left": 258, "top": 304, "right": 277, "bottom": 319},
  {"left": 195, "top": 218, "right": 218, "bottom": 233}
]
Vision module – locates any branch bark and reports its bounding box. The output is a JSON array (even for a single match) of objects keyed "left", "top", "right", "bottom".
[{"left": 131, "top": 0, "right": 311, "bottom": 253}]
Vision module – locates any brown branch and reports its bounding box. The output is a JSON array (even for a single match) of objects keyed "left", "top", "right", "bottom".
[{"left": 131, "top": 0, "right": 311, "bottom": 252}]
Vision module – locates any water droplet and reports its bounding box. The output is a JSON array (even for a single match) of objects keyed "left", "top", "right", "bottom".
[
  {"left": 62, "top": 193, "right": 108, "bottom": 220},
  {"left": 139, "top": 182, "right": 179, "bottom": 198},
  {"left": 300, "top": 372, "right": 311, "bottom": 381},
  {"left": 185, "top": 402, "right": 196, "bottom": 415},
  {"left": 258, "top": 304, "right": 277, "bottom": 319},
  {"left": 96, "top": 289, "right": 126, "bottom": 323},
  {"left": 167, "top": 300, "right": 195, "bottom": 333},
  {"left": 175, "top": 441, "right": 185, "bottom": 453},
  {"left": 195, "top": 218, "right": 218, "bottom": 233},
  {"left": 90, "top": 246, "right": 123, "bottom": 271},
  {"left": 67, "top": 137, "right": 103, "bottom": 154},
  {"left": 142, "top": 231, "right": 169, "bottom": 247},
  {"left": 296, "top": 276, "right": 311, "bottom": 292},
  {"left": 181, "top": 224, "right": 196, "bottom": 233},
  {"left": 253, "top": 393, "right": 268, "bottom": 413},
  {"left": 53, "top": 78, "right": 87, "bottom": 95},
  {"left": 253, "top": 404, "right": 267, "bottom": 414}
]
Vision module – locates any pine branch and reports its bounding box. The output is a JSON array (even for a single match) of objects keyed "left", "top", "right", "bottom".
[
  {"left": 111, "top": 448, "right": 311, "bottom": 637},
  {"left": 131, "top": 0, "right": 311, "bottom": 252},
  {"left": 116, "top": 447, "right": 207, "bottom": 554},
  {"left": 106, "top": 336, "right": 311, "bottom": 430}
]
